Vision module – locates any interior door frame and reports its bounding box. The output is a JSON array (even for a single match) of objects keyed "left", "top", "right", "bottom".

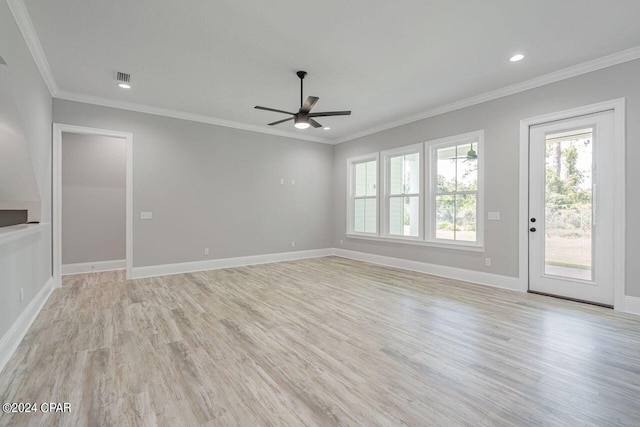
[
  {"left": 518, "top": 99, "right": 625, "bottom": 310},
  {"left": 52, "top": 123, "right": 133, "bottom": 287}
]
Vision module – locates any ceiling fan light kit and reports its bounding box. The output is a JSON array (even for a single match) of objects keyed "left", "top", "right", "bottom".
[
  {"left": 255, "top": 71, "right": 351, "bottom": 130},
  {"left": 294, "top": 114, "right": 311, "bottom": 129}
]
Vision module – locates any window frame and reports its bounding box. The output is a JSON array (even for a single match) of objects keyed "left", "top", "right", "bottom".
[
  {"left": 426, "top": 130, "right": 485, "bottom": 248},
  {"left": 381, "top": 143, "right": 424, "bottom": 241},
  {"left": 346, "top": 153, "right": 379, "bottom": 236}
]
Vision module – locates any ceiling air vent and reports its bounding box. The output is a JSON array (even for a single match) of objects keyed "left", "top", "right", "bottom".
[
  {"left": 115, "top": 71, "right": 131, "bottom": 83},
  {"left": 115, "top": 71, "right": 132, "bottom": 89}
]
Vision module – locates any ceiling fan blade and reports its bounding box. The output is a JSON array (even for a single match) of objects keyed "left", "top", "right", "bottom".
[
  {"left": 309, "top": 118, "right": 323, "bottom": 128},
  {"left": 300, "top": 96, "right": 319, "bottom": 113},
  {"left": 309, "top": 111, "right": 351, "bottom": 117},
  {"left": 267, "top": 117, "right": 294, "bottom": 126},
  {"left": 255, "top": 106, "right": 295, "bottom": 115}
]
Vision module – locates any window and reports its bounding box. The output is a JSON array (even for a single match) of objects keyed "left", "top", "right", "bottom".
[
  {"left": 382, "top": 144, "right": 423, "bottom": 239},
  {"left": 345, "top": 131, "right": 483, "bottom": 251},
  {"left": 348, "top": 154, "right": 378, "bottom": 234},
  {"left": 428, "top": 131, "right": 483, "bottom": 246}
]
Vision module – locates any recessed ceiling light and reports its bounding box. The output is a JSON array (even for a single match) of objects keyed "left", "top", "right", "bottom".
[
  {"left": 509, "top": 54, "right": 525, "bottom": 62},
  {"left": 323, "top": 127, "right": 331, "bottom": 130},
  {"left": 118, "top": 83, "right": 131, "bottom": 89}
]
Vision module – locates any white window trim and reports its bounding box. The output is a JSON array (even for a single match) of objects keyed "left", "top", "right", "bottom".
[
  {"left": 426, "top": 130, "right": 484, "bottom": 249},
  {"left": 344, "top": 233, "right": 485, "bottom": 252},
  {"left": 381, "top": 143, "right": 424, "bottom": 241},
  {"left": 346, "top": 153, "right": 379, "bottom": 236}
]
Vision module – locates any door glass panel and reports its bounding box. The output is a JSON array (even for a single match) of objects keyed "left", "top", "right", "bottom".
[{"left": 544, "top": 127, "right": 593, "bottom": 281}]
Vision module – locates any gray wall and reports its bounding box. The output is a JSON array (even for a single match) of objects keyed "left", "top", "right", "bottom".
[
  {"left": 53, "top": 100, "right": 334, "bottom": 268},
  {"left": 333, "top": 59, "right": 640, "bottom": 297},
  {"left": 0, "top": 2, "right": 52, "bottom": 340},
  {"left": 0, "top": 61, "right": 41, "bottom": 219},
  {"left": 62, "top": 133, "right": 126, "bottom": 264}
]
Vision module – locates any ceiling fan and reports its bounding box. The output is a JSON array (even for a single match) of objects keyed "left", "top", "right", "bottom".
[{"left": 255, "top": 71, "right": 351, "bottom": 130}]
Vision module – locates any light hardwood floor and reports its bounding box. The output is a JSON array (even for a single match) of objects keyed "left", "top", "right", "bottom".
[{"left": 1, "top": 256, "right": 639, "bottom": 426}]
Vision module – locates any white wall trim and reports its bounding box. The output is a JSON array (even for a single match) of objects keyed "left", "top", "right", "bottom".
[
  {"left": 624, "top": 296, "right": 640, "bottom": 316},
  {"left": 519, "top": 98, "right": 626, "bottom": 310},
  {"left": 52, "top": 124, "right": 134, "bottom": 287},
  {"left": 0, "top": 277, "right": 53, "bottom": 374},
  {"left": 333, "top": 248, "right": 523, "bottom": 292},
  {"left": 54, "top": 90, "right": 332, "bottom": 144},
  {"left": 61, "top": 259, "right": 126, "bottom": 276},
  {"left": 132, "top": 248, "right": 334, "bottom": 279},
  {"left": 333, "top": 46, "right": 640, "bottom": 144},
  {"left": 6, "top": 0, "right": 58, "bottom": 95}
]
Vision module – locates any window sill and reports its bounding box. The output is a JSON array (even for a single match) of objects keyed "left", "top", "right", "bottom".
[{"left": 345, "top": 233, "right": 484, "bottom": 252}]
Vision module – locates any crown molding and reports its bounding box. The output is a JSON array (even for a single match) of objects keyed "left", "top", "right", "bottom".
[
  {"left": 9, "top": 0, "right": 640, "bottom": 146},
  {"left": 333, "top": 45, "right": 640, "bottom": 144},
  {"left": 6, "top": 0, "right": 58, "bottom": 96},
  {"left": 54, "top": 90, "right": 332, "bottom": 144}
]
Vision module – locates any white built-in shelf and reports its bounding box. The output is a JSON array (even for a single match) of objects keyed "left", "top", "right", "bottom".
[{"left": 0, "top": 223, "right": 49, "bottom": 246}]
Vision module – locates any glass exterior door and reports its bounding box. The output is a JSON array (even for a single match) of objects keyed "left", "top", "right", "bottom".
[{"left": 528, "top": 111, "right": 615, "bottom": 305}]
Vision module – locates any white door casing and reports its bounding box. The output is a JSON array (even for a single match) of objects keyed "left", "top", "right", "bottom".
[
  {"left": 52, "top": 124, "right": 133, "bottom": 287},
  {"left": 519, "top": 99, "right": 625, "bottom": 309}
]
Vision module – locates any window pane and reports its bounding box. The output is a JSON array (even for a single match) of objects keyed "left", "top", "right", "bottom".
[
  {"left": 405, "top": 196, "right": 420, "bottom": 237},
  {"left": 355, "top": 162, "right": 366, "bottom": 197},
  {"left": 437, "top": 146, "right": 456, "bottom": 193},
  {"left": 435, "top": 195, "right": 455, "bottom": 239},
  {"left": 389, "top": 196, "right": 419, "bottom": 237},
  {"left": 405, "top": 153, "right": 420, "bottom": 194},
  {"left": 389, "top": 196, "right": 404, "bottom": 235},
  {"left": 456, "top": 194, "right": 477, "bottom": 241},
  {"left": 389, "top": 156, "right": 404, "bottom": 194},
  {"left": 365, "top": 160, "right": 377, "bottom": 196},
  {"left": 457, "top": 143, "right": 477, "bottom": 191},
  {"left": 354, "top": 199, "right": 365, "bottom": 232},
  {"left": 365, "top": 198, "right": 376, "bottom": 233}
]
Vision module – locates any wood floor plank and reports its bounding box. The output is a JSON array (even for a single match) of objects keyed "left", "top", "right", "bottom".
[{"left": 1, "top": 256, "right": 640, "bottom": 426}]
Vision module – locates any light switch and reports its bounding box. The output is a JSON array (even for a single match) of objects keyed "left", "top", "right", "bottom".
[
  {"left": 140, "top": 212, "right": 153, "bottom": 220},
  {"left": 488, "top": 212, "right": 501, "bottom": 221}
]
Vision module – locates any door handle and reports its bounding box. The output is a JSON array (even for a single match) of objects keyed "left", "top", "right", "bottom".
[{"left": 529, "top": 227, "right": 536, "bottom": 232}]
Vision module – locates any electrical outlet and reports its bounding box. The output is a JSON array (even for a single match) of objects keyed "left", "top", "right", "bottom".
[
  {"left": 291, "top": 241, "right": 295, "bottom": 248},
  {"left": 140, "top": 211, "right": 153, "bottom": 220},
  {"left": 280, "top": 178, "right": 285, "bottom": 185},
  {"left": 488, "top": 212, "right": 501, "bottom": 221},
  {"left": 20, "top": 288, "right": 24, "bottom": 302},
  {"left": 204, "top": 248, "right": 209, "bottom": 255},
  {"left": 485, "top": 258, "right": 492, "bottom": 267},
  {"left": 339, "top": 239, "right": 344, "bottom": 245},
  {"left": 291, "top": 179, "right": 296, "bottom": 185}
]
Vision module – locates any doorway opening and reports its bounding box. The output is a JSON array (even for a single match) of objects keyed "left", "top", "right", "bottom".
[{"left": 53, "top": 124, "right": 133, "bottom": 286}]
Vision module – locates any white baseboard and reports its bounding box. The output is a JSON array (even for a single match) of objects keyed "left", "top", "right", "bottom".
[
  {"left": 0, "top": 277, "right": 54, "bottom": 374},
  {"left": 624, "top": 296, "right": 640, "bottom": 315},
  {"left": 132, "top": 248, "right": 334, "bottom": 279},
  {"left": 333, "top": 248, "right": 524, "bottom": 292},
  {"left": 62, "top": 259, "right": 126, "bottom": 275}
]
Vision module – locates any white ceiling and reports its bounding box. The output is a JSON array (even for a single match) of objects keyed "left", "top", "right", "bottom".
[{"left": 22, "top": 0, "right": 640, "bottom": 142}]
